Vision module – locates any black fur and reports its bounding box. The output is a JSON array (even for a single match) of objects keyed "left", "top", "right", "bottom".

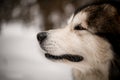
[{"left": 74, "top": 0, "right": 120, "bottom": 15}]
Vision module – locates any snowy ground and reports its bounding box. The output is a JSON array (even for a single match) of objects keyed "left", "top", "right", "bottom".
[{"left": 0, "top": 22, "right": 72, "bottom": 80}]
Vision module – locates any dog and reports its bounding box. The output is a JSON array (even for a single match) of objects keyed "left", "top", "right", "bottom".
[{"left": 37, "top": 1, "right": 120, "bottom": 80}]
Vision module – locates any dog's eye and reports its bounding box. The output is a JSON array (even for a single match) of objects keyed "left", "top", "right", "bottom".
[{"left": 74, "top": 25, "right": 86, "bottom": 30}]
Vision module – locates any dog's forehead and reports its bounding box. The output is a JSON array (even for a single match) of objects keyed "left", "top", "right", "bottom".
[
  {"left": 72, "top": 4, "right": 101, "bottom": 23},
  {"left": 70, "top": 5, "right": 100, "bottom": 27},
  {"left": 72, "top": 12, "right": 88, "bottom": 27}
]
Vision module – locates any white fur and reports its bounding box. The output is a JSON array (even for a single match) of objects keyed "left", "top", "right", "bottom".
[{"left": 41, "top": 11, "right": 113, "bottom": 80}]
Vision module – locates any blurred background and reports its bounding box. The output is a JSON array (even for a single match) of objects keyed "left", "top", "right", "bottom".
[{"left": 0, "top": 0, "right": 114, "bottom": 80}]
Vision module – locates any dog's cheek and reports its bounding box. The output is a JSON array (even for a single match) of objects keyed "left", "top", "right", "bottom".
[
  {"left": 79, "top": 35, "right": 113, "bottom": 64},
  {"left": 95, "top": 37, "right": 114, "bottom": 63}
]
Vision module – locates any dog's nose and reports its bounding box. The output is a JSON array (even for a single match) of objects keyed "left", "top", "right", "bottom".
[{"left": 37, "top": 32, "right": 47, "bottom": 43}]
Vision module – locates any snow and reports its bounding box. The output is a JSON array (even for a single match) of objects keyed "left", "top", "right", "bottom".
[{"left": 0, "top": 22, "right": 72, "bottom": 80}]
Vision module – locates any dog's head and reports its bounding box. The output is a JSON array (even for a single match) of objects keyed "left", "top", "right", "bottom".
[{"left": 37, "top": 1, "right": 120, "bottom": 79}]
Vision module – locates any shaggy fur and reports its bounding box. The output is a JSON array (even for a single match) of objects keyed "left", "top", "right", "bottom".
[{"left": 37, "top": 1, "right": 120, "bottom": 80}]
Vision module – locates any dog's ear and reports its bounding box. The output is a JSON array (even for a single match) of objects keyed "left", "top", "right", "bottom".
[
  {"left": 102, "top": 4, "right": 117, "bottom": 16},
  {"left": 102, "top": 4, "right": 120, "bottom": 28}
]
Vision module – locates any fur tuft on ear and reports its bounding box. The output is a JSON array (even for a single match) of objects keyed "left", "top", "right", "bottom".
[{"left": 102, "top": 4, "right": 117, "bottom": 16}]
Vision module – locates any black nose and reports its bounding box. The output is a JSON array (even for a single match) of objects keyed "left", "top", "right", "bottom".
[{"left": 37, "top": 32, "right": 47, "bottom": 43}]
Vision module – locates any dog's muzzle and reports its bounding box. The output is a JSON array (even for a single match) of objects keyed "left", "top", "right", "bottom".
[{"left": 37, "top": 32, "right": 84, "bottom": 62}]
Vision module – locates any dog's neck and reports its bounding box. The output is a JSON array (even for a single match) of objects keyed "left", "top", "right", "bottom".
[
  {"left": 73, "top": 62, "right": 110, "bottom": 80},
  {"left": 73, "top": 69, "right": 108, "bottom": 80}
]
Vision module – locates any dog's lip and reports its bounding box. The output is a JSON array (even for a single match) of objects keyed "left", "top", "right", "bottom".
[
  {"left": 38, "top": 42, "right": 84, "bottom": 62},
  {"left": 38, "top": 42, "right": 48, "bottom": 52},
  {"left": 45, "top": 53, "right": 84, "bottom": 62}
]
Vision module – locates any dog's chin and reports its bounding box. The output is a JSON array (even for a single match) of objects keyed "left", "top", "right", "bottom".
[{"left": 45, "top": 53, "right": 84, "bottom": 62}]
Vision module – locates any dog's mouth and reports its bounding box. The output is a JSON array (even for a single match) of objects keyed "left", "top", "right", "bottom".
[
  {"left": 38, "top": 41, "right": 83, "bottom": 62},
  {"left": 45, "top": 53, "right": 83, "bottom": 62}
]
